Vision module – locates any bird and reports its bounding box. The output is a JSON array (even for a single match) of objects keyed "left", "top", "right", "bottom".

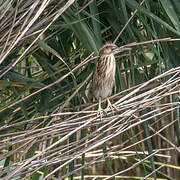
[{"left": 91, "top": 42, "right": 131, "bottom": 115}]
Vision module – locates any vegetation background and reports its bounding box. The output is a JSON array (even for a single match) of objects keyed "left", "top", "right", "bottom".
[{"left": 1, "top": 0, "right": 180, "bottom": 179}]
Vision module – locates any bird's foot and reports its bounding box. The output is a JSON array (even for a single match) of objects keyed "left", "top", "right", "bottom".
[
  {"left": 105, "top": 98, "right": 118, "bottom": 114},
  {"left": 97, "top": 97, "right": 105, "bottom": 117},
  {"left": 97, "top": 103, "right": 104, "bottom": 116}
]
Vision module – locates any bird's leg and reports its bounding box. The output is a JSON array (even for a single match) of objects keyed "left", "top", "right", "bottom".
[
  {"left": 106, "top": 98, "right": 113, "bottom": 112},
  {"left": 105, "top": 98, "right": 118, "bottom": 113},
  {"left": 97, "top": 97, "right": 103, "bottom": 116}
]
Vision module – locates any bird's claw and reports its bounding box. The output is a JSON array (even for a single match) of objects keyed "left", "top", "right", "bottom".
[
  {"left": 105, "top": 98, "right": 118, "bottom": 114},
  {"left": 97, "top": 104, "right": 107, "bottom": 116},
  {"left": 97, "top": 107, "right": 102, "bottom": 116},
  {"left": 97, "top": 98, "right": 118, "bottom": 117}
]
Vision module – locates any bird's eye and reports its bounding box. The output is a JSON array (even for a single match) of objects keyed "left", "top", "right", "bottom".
[{"left": 112, "top": 47, "right": 117, "bottom": 51}]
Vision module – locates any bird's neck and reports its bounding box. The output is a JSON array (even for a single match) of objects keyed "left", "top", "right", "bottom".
[{"left": 103, "top": 54, "right": 116, "bottom": 76}]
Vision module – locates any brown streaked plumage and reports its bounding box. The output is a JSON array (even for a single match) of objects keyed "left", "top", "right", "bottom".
[{"left": 92, "top": 42, "right": 131, "bottom": 114}]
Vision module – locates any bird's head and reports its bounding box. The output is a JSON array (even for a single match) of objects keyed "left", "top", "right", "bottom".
[{"left": 99, "top": 43, "right": 131, "bottom": 56}]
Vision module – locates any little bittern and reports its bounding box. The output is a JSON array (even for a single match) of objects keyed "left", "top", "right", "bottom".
[{"left": 91, "top": 43, "right": 131, "bottom": 114}]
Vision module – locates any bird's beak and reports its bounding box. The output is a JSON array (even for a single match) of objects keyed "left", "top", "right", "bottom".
[{"left": 114, "top": 47, "right": 131, "bottom": 54}]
